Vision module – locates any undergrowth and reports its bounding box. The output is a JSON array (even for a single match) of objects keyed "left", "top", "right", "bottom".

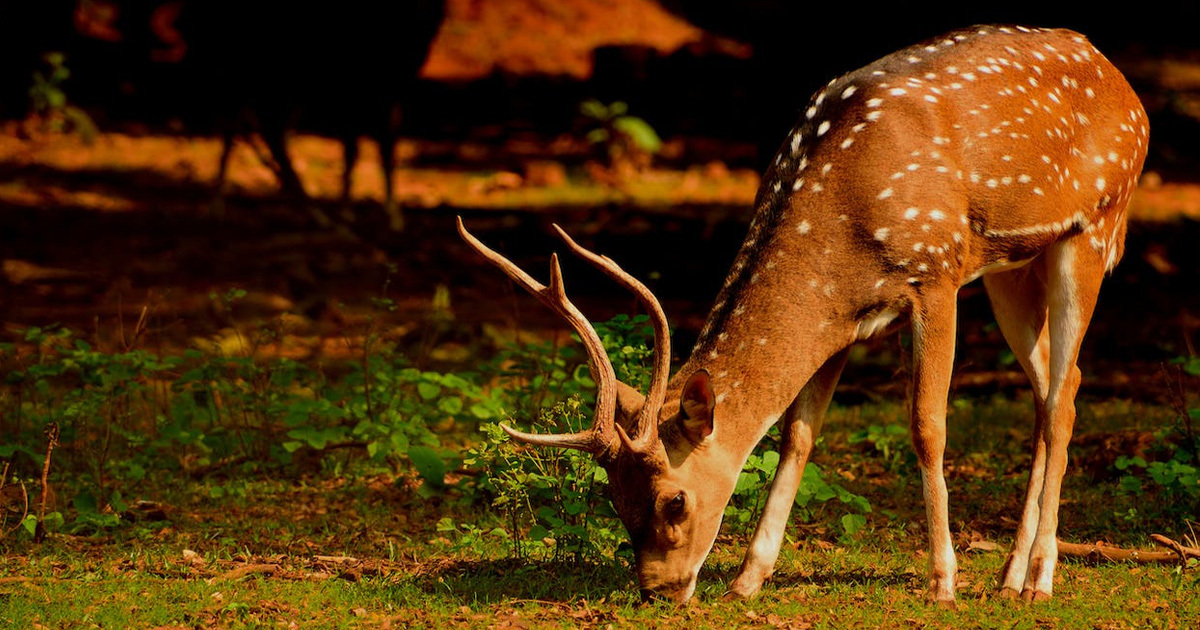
[{"left": 1, "top": 311, "right": 1197, "bottom": 568}]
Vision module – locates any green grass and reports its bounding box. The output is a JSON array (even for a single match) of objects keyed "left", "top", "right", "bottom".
[
  {"left": 2, "top": 391, "right": 1196, "bottom": 629},
  {"left": 3, "top": 539, "right": 1196, "bottom": 629}
]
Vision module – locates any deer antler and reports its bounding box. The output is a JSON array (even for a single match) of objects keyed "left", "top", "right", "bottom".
[
  {"left": 457, "top": 217, "right": 620, "bottom": 461},
  {"left": 550, "top": 225, "right": 671, "bottom": 453}
]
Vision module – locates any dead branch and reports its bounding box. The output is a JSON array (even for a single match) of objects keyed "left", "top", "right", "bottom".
[
  {"left": 0, "top": 482, "right": 30, "bottom": 540},
  {"left": 313, "top": 555, "right": 360, "bottom": 564},
  {"left": 1058, "top": 535, "right": 1200, "bottom": 565},
  {"left": 34, "top": 423, "right": 59, "bottom": 543},
  {"left": 1151, "top": 534, "right": 1200, "bottom": 561},
  {"left": 208, "top": 563, "right": 281, "bottom": 583}
]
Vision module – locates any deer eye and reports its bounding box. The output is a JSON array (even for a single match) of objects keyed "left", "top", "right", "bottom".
[{"left": 665, "top": 491, "right": 686, "bottom": 518}]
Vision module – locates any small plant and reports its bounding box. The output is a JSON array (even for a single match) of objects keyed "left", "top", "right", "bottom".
[
  {"left": 1111, "top": 355, "right": 1200, "bottom": 521},
  {"left": 462, "top": 408, "right": 622, "bottom": 564},
  {"left": 1116, "top": 454, "right": 1199, "bottom": 499},
  {"left": 848, "top": 423, "right": 911, "bottom": 471},
  {"left": 727, "top": 447, "right": 872, "bottom": 540},
  {"left": 27, "top": 52, "right": 97, "bottom": 142},
  {"left": 453, "top": 315, "right": 658, "bottom": 562},
  {"left": 579, "top": 99, "right": 662, "bottom": 176}
]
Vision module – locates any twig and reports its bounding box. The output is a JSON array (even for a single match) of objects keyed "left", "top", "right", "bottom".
[
  {"left": 313, "top": 555, "right": 360, "bottom": 564},
  {"left": 208, "top": 563, "right": 281, "bottom": 583},
  {"left": 1058, "top": 536, "right": 1200, "bottom": 565},
  {"left": 119, "top": 304, "right": 150, "bottom": 353},
  {"left": 0, "top": 482, "right": 30, "bottom": 540},
  {"left": 1151, "top": 534, "right": 1200, "bottom": 561},
  {"left": 504, "top": 599, "right": 576, "bottom": 608},
  {"left": 34, "top": 423, "right": 59, "bottom": 543},
  {"left": 183, "top": 454, "right": 251, "bottom": 478}
]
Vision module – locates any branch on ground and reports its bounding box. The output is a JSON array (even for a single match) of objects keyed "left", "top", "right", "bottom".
[{"left": 1058, "top": 535, "right": 1200, "bottom": 565}]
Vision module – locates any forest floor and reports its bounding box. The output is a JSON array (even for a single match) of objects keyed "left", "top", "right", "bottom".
[
  {"left": 1, "top": 126, "right": 1199, "bottom": 629},
  {"left": 1, "top": 394, "right": 1197, "bottom": 629}
]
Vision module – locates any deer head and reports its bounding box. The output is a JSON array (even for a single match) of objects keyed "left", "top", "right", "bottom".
[{"left": 458, "top": 217, "right": 737, "bottom": 602}]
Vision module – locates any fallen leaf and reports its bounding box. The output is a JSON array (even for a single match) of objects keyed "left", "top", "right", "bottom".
[{"left": 967, "top": 540, "right": 1003, "bottom": 553}]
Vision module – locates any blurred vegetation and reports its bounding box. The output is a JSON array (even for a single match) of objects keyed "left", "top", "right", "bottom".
[{"left": 26, "top": 52, "right": 97, "bottom": 142}]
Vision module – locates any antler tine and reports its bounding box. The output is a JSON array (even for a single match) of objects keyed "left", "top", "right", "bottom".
[
  {"left": 551, "top": 224, "right": 671, "bottom": 451},
  {"left": 457, "top": 217, "right": 619, "bottom": 460}
]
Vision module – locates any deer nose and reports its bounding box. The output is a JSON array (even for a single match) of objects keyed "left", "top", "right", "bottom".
[{"left": 639, "top": 584, "right": 691, "bottom": 605}]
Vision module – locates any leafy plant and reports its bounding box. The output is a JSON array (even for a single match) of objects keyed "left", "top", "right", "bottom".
[
  {"left": 451, "top": 315, "right": 661, "bottom": 562},
  {"left": 461, "top": 410, "right": 622, "bottom": 564},
  {"left": 727, "top": 448, "right": 872, "bottom": 540},
  {"left": 1112, "top": 355, "right": 1200, "bottom": 519},
  {"left": 27, "top": 52, "right": 97, "bottom": 141},
  {"left": 1116, "top": 454, "right": 1200, "bottom": 500},
  {"left": 0, "top": 319, "right": 508, "bottom": 534},
  {"left": 579, "top": 99, "right": 662, "bottom": 174},
  {"left": 848, "top": 423, "right": 912, "bottom": 471}
]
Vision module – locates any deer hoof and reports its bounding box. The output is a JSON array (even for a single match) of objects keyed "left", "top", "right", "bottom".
[
  {"left": 722, "top": 581, "right": 761, "bottom": 601},
  {"left": 1020, "top": 588, "right": 1052, "bottom": 602},
  {"left": 996, "top": 587, "right": 1021, "bottom": 600},
  {"left": 924, "top": 595, "right": 958, "bottom": 610}
]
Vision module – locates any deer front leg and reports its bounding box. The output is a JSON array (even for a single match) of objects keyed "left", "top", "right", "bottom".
[
  {"left": 910, "top": 293, "right": 958, "bottom": 605},
  {"left": 726, "top": 349, "right": 849, "bottom": 599}
]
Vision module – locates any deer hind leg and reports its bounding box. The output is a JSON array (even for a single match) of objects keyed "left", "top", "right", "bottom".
[
  {"left": 1025, "top": 239, "right": 1103, "bottom": 600},
  {"left": 725, "top": 348, "right": 849, "bottom": 599},
  {"left": 982, "top": 263, "right": 1051, "bottom": 599},
  {"left": 986, "top": 237, "right": 1103, "bottom": 600},
  {"left": 910, "top": 288, "right": 959, "bottom": 604}
]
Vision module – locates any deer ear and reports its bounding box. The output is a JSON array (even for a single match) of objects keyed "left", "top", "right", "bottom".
[{"left": 679, "top": 370, "right": 715, "bottom": 442}]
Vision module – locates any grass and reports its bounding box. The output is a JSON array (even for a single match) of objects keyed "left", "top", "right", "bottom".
[
  {"left": 2, "top": 389, "right": 1197, "bottom": 629},
  {"left": 2, "top": 536, "right": 1196, "bottom": 628}
]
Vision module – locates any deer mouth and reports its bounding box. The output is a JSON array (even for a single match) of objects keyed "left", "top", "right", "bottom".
[{"left": 639, "top": 575, "right": 698, "bottom": 604}]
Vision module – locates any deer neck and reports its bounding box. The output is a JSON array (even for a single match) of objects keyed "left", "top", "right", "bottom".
[{"left": 664, "top": 202, "right": 870, "bottom": 463}]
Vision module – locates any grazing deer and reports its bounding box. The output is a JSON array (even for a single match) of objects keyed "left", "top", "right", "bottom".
[{"left": 459, "top": 24, "right": 1147, "bottom": 605}]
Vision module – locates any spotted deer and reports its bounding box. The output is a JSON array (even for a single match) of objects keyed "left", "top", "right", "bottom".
[{"left": 459, "top": 24, "right": 1147, "bottom": 604}]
